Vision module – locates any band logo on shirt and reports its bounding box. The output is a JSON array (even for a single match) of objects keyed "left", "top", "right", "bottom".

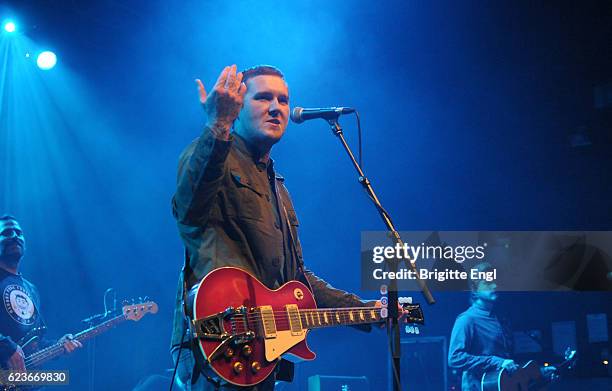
[{"left": 3, "top": 284, "right": 37, "bottom": 325}]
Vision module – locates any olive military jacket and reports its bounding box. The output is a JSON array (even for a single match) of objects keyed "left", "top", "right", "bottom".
[{"left": 171, "top": 129, "right": 369, "bottom": 348}]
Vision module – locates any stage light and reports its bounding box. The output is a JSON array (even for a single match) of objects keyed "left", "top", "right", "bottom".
[
  {"left": 36, "top": 51, "right": 57, "bottom": 70},
  {"left": 3, "top": 21, "right": 16, "bottom": 33}
]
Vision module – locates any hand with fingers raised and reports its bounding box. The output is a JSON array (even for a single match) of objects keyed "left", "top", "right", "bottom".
[{"left": 195, "top": 64, "right": 247, "bottom": 140}]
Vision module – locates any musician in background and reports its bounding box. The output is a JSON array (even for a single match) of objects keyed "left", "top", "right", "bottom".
[
  {"left": 448, "top": 262, "right": 556, "bottom": 391},
  {"left": 171, "top": 65, "right": 377, "bottom": 390},
  {"left": 0, "top": 215, "right": 82, "bottom": 370}
]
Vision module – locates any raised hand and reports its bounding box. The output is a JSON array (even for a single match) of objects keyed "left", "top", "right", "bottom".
[{"left": 196, "top": 64, "right": 247, "bottom": 139}]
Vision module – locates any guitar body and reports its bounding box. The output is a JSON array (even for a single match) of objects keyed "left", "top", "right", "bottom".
[
  {"left": 193, "top": 267, "right": 317, "bottom": 387},
  {"left": 481, "top": 361, "right": 545, "bottom": 391},
  {"left": 190, "top": 267, "right": 424, "bottom": 387}
]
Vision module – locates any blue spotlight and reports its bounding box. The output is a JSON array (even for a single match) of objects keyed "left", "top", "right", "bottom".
[
  {"left": 36, "top": 51, "right": 57, "bottom": 70},
  {"left": 3, "top": 20, "right": 16, "bottom": 33}
]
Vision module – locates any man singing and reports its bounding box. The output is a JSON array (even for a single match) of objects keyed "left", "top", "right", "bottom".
[{"left": 170, "top": 65, "right": 376, "bottom": 390}]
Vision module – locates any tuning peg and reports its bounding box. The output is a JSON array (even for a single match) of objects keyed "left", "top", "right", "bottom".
[{"left": 405, "top": 325, "right": 416, "bottom": 334}]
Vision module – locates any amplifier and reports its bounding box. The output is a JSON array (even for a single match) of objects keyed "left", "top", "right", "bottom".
[{"left": 388, "top": 336, "right": 448, "bottom": 391}]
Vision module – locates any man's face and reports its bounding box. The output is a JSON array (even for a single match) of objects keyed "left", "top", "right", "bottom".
[
  {"left": 235, "top": 75, "right": 289, "bottom": 148},
  {"left": 474, "top": 279, "right": 498, "bottom": 302},
  {"left": 0, "top": 220, "right": 26, "bottom": 263}
]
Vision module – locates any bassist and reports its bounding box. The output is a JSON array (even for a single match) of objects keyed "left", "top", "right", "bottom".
[{"left": 0, "top": 215, "right": 82, "bottom": 371}]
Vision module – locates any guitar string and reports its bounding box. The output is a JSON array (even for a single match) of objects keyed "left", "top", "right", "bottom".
[
  {"left": 196, "top": 308, "right": 390, "bottom": 335},
  {"left": 24, "top": 315, "right": 131, "bottom": 367},
  {"left": 24, "top": 305, "right": 155, "bottom": 367},
  {"left": 212, "top": 308, "right": 385, "bottom": 324},
  {"left": 194, "top": 307, "right": 417, "bottom": 318},
  {"left": 195, "top": 307, "right": 420, "bottom": 335},
  {"left": 236, "top": 308, "right": 413, "bottom": 323},
  {"left": 195, "top": 307, "right": 418, "bottom": 326},
  {"left": 197, "top": 307, "right": 384, "bottom": 318}
]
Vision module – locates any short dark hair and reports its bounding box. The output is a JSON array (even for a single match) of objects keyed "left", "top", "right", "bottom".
[
  {"left": 0, "top": 215, "right": 17, "bottom": 223},
  {"left": 240, "top": 65, "right": 285, "bottom": 85}
]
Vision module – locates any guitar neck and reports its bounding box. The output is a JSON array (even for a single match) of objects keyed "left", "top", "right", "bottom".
[
  {"left": 299, "top": 306, "right": 386, "bottom": 330},
  {"left": 24, "top": 313, "right": 126, "bottom": 368}
]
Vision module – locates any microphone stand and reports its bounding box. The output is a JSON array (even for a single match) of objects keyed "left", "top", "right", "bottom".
[{"left": 326, "top": 117, "right": 435, "bottom": 391}]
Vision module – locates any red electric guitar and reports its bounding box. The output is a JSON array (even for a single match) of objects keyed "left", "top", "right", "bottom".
[{"left": 188, "top": 267, "right": 424, "bottom": 387}]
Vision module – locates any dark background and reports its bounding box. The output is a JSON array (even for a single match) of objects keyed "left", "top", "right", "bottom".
[{"left": 0, "top": 1, "right": 610, "bottom": 389}]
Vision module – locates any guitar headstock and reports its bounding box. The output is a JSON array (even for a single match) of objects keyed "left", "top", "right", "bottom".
[
  {"left": 400, "top": 303, "right": 425, "bottom": 325},
  {"left": 123, "top": 300, "right": 158, "bottom": 321},
  {"left": 563, "top": 347, "right": 577, "bottom": 369}
]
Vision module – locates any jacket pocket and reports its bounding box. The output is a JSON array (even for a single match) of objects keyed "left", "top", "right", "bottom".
[{"left": 228, "top": 170, "right": 264, "bottom": 220}]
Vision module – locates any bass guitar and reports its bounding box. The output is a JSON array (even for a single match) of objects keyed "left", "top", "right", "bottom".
[
  {"left": 2, "top": 300, "right": 157, "bottom": 371},
  {"left": 2, "top": 300, "right": 157, "bottom": 390},
  {"left": 481, "top": 348, "right": 577, "bottom": 391},
  {"left": 189, "top": 267, "right": 424, "bottom": 387}
]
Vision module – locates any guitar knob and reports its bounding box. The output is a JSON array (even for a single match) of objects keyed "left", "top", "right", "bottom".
[
  {"left": 242, "top": 345, "right": 252, "bottom": 357},
  {"left": 233, "top": 362, "right": 244, "bottom": 374},
  {"left": 251, "top": 361, "right": 261, "bottom": 373},
  {"left": 224, "top": 348, "right": 234, "bottom": 358}
]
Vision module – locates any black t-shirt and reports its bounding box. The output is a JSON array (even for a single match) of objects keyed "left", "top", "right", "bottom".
[{"left": 0, "top": 268, "right": 46, "bottom": 363}]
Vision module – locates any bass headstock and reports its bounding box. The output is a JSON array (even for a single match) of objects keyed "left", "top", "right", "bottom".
[{"left": 122, "top": 300, "right": 158, "bottom": 321}]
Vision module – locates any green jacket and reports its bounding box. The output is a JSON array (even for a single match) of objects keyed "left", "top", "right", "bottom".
[{"left": 171, "top": 129, "right": 370, "bottom": 349}]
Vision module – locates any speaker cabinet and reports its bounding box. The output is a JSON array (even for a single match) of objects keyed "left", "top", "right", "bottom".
[
  {"left": 308, "top": 375, "right": 370, "bottom": 391},
  {"left": 388, "top": 336, "right": 448, "bottom": 391}
]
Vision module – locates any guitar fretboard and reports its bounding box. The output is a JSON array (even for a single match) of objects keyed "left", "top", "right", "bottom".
[
  {"left": 299, "top": 307, "right": 383, "bottom": 329},
  {"left": 24, "top": 314, "right": 126, "bottom": 368}
]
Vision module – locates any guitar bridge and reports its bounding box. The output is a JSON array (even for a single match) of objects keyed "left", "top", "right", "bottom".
[
  {"left": 192, "top": 306, "right": 256, "bottom": 363},
  {"left": 192, "top": 306, "right": 253, "bottom": 341}
]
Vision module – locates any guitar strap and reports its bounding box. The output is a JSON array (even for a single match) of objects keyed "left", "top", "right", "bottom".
[
  {"left": 276, "top": 186, "right": 303, "bottom": 384},
  {"left": 180, "top": 248, "right": 223, "bottom": 389},
  {"left": 281, "top": 200, "right": 306, "bottom": 279}
]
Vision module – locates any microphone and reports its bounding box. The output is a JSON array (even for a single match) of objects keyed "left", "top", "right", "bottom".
[{"left": 291, "top": 106, "right": 355, "bottom": 124}]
